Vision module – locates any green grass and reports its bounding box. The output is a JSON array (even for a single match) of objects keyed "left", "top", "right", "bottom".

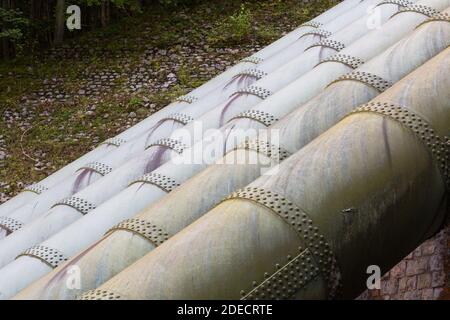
[{"left": 0, "top": 0, "right": 338, "bottom": 200}]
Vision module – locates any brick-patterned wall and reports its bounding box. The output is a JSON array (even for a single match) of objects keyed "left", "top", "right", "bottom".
[{"left": 359, "top": 226, "right": 449, "bottom": 300}]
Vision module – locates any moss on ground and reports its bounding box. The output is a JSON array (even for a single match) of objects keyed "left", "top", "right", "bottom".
[{"left": 0, "top": 0, "right": 339, "bottom": 200}]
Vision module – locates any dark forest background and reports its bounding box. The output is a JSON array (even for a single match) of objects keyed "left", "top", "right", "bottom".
[{"left": 0, "top": 0, "right": 197, "bottom": 60}]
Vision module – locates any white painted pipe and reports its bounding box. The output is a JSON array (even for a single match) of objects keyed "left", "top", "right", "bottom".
[
  {"left": 10, "top": 3, "right": 450, "bottom": 300},
  {"left": 0, "top": 0, "right": 361, "bottom": 219},
  {"left": 75, "top": 48, "right": 449, "bottom": 300},
  {"left": 0, "top": 0, "right": 404, "bottom": 268},
  {"left": 0, "top": 0, "right": 372, "bottom": 237},
  {"left": 0, "top": 1, "right": 382, "bottom": 238}
]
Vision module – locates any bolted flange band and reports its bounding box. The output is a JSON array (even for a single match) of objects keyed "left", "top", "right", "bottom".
[
  {"left": 299, "top": 21, "right": 323, "bottom": 29},
  {"left": 23, "top": 183, "right": 48, "bottom": 194},
  {"left": 100, "top": 137, "right": 126, "bottom": 147},
  {"left": 145, "top": 138, "right": 188, "bottom": 154},
  {"left": 376, "top": 0, "right": 414, "bottom": 8},
  {"left": 161, "top": 113, "right": 195, "bottom": 125},
  {"left": 0, "top": 216, "right": 24, "bottom": 233},
  {"left": 16, "top": 245, "right": 68, "bottom": 268},
  {"left": 305, "top": 39, "right": 345, "bottom": 52},
  {"left": 349, "top": 102, "right": 449, "bottom": 190},
  {"left": 231, "top": 139, "right": 291, "bottom": 163},
  {"left": 316, "top": 54, "right": 365, "bottom": 69},
  {"left": 107, "top": 218, "right": 170, "bottom": 247},
  {"left": 78, "top": 162, "right": 113, "bottom": 176},
  {"left": 236, "top": 68, "right": 268, "bottom": 80},
  {"left": 234, "top": 85, "right": 272, "bottom": 100},
  {"left": 52, "top": 196, "right": 96, "bottom": 215},
  {"left": 224, "top": 187, "right": 341, "bottom": 299},
  {"left": 299, "top": 28, "right": 333, "bottom": 39},
  {"left": 78, "top": 289, "right": 122, "bottom": 300},
  {"left": 242, "top": 248, "right": 320, "bottom": 300},
  {"left": 391, "top": 4, "right": 439, "bottom": 19},
  {"left": 327, "top": 71, "right": 393, "bottom": 92},
  {"left": 241, "top": 56, "right": 264, "bottom": 64},
  {"left": 229, "top": 110, "right": 278, "bottom": 127},
  {"left": 175, "top": 95, "right": 198, "bottom": 104},
  {"left": 129, "top": 173, "right": 180, "bottom": 193},
  {"left": 416, "top": 12, "right": 450, "bottom": 28}
]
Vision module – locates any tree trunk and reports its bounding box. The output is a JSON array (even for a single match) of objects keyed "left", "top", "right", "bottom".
[
  {"left": 1, "top": 0, "right": 12, "bottom": 60},
  {"left": 54, "top": 0, "right": 65, "bottom": 46},
  {"left": 101, "top": 0, "right": 106, "bottom": 27}
]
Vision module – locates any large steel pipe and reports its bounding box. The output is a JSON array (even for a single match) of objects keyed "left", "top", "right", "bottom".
[
  {"left": 10, "top": 7, "right": 450, "bottom": 300},
  {"left": 0, "top": 0, "right": 404, "bottom": 269},
  {"left": 0, "top": 0, "right": 376, "bottom": 237},
  {"left": 0, "top": 0, "right": 361, "bottom": 219},
  {"left": 80, "top": 47, "right": 450, "bottom": 300}
]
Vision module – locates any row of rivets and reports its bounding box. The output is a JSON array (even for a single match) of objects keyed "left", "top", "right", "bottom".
[
  {"left": 416, "top": 12, "right": 450, "bottom": 29},
  {"left": 23, "top": 183, "right": 48, "bottom": 195},
  {"left": 78, "top": 162, "right": 113, "bottom": 176},
  {"left": 0, "top": 216, "right": 24, "bottom": 233},
  {"left": 78, "top": 289, "right": 122, "bottom": 300},
  {"left": 327, "top": 71, "right": 393, "bottom": 92},
  {"left": 299, "top": 21, "right": 323, "bottom": 29},
  {"left": 316, "top": 54, "right": 365, "bottom": 69},
  {"left": 229, "top": 110, "right": 278, "bottom": 127},
  {"left": 107, "top": 218, "right": 170, "bottom": 247},
  {"left": 161, "top": 113, "right": 195, "bottom": 126},
  {"left": 236, "top": 68, "right": 268, "bottom": 80},
  {"left": 299, "top": 28, "right": 332, "bottom": 39},
  {"left": 230, "top": 139, "right": 291, "bottom": 163},
  {"left": 16, "top": 245, "right": 68, "bottom": 269},
  {"left": 391, "top": 4, "right": 439, "bottom": 19},
  {"left": 376, "top": 0, "right": 413, "bottom": 8},
  {"left": 52, "top": 196, "right": 96, "bottom": 215},
  {"left": 305, "top": 39, "right": 345, "bottom": 52},
  {"left": 242, "top": 249, "right": 320, "bottom": 300},
  {"left": 175, "top": 95, "right": 198, "bottom": 104},
  {"left": 129, "top": 173, "right": 180, "bottom": 193},
  {"left": 350, "top": 102, "right": 449, "bottom": 190},
  {"left": 224, "top": 187, "right": 341, "bottom": 299},
  {"left": 145, "top": 138, "right": 188, "bottom": 154},
  {"left": 234, "top": 85, "right": 272, "bottom": 100},
  {"left": 99, "top": 137, "right": 126, "bottom": 147},
  {"left": 241, "top": 56, "right": 264, "bottom": 64}
]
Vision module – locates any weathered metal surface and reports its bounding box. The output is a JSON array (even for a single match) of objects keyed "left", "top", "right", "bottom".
[
  {"left": 75, "top": 49, "right": 449, "bottom": 300},
  {"left": 0, "top": 0, "right": 361, "bottom": 223},
  {"left": 11, "top": 4, "right": 450, "bottom": 300},
  {"left": 2, "top": 1, "right": 374, "bottom": 246}
]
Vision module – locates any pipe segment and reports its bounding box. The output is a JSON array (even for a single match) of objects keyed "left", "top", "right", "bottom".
[
  {"left": 10, "top": 5, "right": 450, "bottom": 300},
  {"left": 78, "top": 46, "right": 450, "bottom": 300},
  {"left": 0, "top": 0, "right": 361, "bottom": 219},
  {"left": 0, "top": 1, "right": 374, "bottom": 236},
  {"left": 0, "top": 0, "right": 387, "bottom": 239},
  {"left": 0, "top": 0, "right": 416, "bottom": 270}
]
